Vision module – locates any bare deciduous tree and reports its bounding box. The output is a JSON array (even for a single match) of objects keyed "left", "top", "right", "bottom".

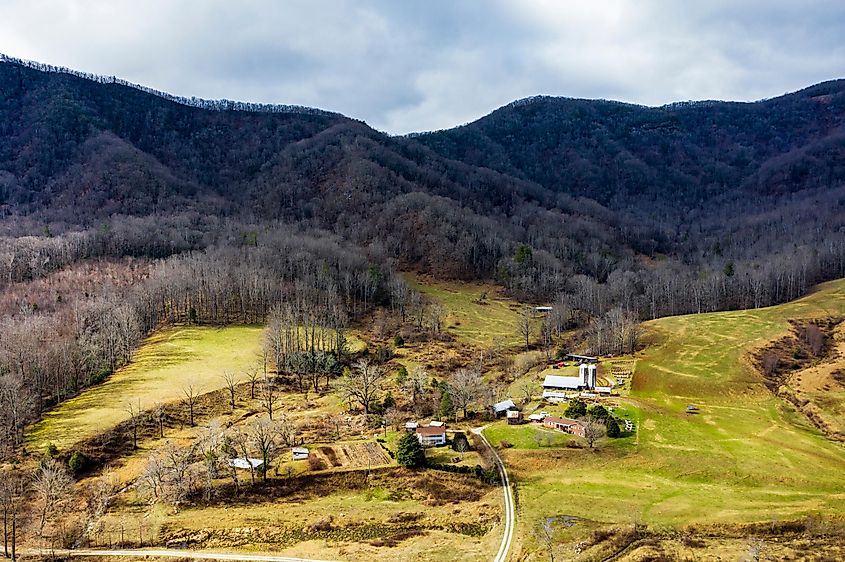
[
  {"left": 153, "top": 402, "right": 167, "bottom": 439},
  {"left": 197, "top": 420, "right": 224, "bottom": 501},
  {"left": 534, "top": 519, "right": 556, "bottom": 562},
  {"left": 0, "top": 470, "right": 24, "bottom": 559},
  {"left": 249, "top": 416, "right": 281, "bottom": 481},
  {"left": 337, "top": 359, "right": 387, "bottom": 415},
  {"left": 222, "top": 372, "right": 237, "bottom": 411},
  {"left": 517, "top": 307, "right": 534, "bottom": 351},
  {"left": 579, "top": 417, "right": 607, "bottom": 449},
  {"left": 125, "top": 399, "right": 142, "bottom": 450},
  {"left": 449, "top": 368, "right": 487, "bottom": 420},
  {"left": 182, "top": 384, "right": 200, "bottom": 426},
  {"left": 245, "top": 368, "right": 259, "bottom": 400},
  {"left": 260, "top": 375, "right": 278, "bottom": 420},
  {"left": 33, "top": 460, "right": 73, "bottom": 537},
  {"left": 516, "top": 379, "right": 539, "bottom": 406}
]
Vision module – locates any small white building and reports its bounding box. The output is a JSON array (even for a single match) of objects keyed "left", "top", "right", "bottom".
[
  {"left": 405, "top": 421, "right": 419, "bottom": 432},
  {"left": 491, "top": 399, "right": 519, "bottom": 417},
  {"left": 429, "top": 420, "right": 445, "bottom": 427},
  {"left": 527, "top": 413, "right": 546, "bottom": 422},
  {"left": 292, "top": 447, "right": 309, "bottom": 460},
  {"left": 228, "top": 457, "right": 264, "bottom": 470},
  {"left": 506, "top": 410, "right": 523, "bottom": 424},
  {"left": 541, "top": 390, "right": 569, "bottom": 403},
  {"left": 416, "top": 426, "right": 447, "bottom": 447}
]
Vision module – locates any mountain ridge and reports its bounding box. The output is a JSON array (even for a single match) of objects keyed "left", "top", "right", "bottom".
[{"left": 1, "top": 56, "right": 844, "bottom": 310}]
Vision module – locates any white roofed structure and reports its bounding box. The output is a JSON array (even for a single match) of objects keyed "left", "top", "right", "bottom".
[
  {"left": 228, "top": 458, "right": 264, "bottom": 470},
  {"left": 543, "top": 374, "right": 583, "bottom": 390}
]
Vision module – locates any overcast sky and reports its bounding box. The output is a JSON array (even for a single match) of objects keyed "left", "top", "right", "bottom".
[{"left": 1, "top": 0, "right": 843, "bottom": 133}]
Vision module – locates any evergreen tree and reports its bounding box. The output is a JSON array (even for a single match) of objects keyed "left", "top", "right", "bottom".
[
  {"left": 396, "top": 365, "right": 408, "bottom": 385},
  {"left": 439, "top": 389, "right": 455, "bottom": 419},
  {"left": 587, "top": 404, "right": 609, "bottom": 421},
  {"left": 565, "top": 399, "right": 587, "bottom": 418},
  {"left": 606, "top": 417, "right": 621, "bottom": 438},
  {"left": 396, "top": 432, "right": 426, "bottom": 468}
]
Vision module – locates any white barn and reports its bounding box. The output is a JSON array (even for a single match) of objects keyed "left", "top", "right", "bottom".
[{"left": 543, "top": 363, "right": 598, "bottom": 394}]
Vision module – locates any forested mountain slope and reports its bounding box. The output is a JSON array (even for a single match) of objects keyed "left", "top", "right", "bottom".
[
  {"left": 417, "top": 82, "right": 845, "bottom": 210},
  {"left": 1, "top": 56, "right": 844, "bottom": 314}
]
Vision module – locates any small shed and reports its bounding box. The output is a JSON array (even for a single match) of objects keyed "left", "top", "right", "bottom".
[
  {"left": 228, "top": 457, "right": 264, "bottom": 470},
  {"left": 492, "top": 399, "right": 519, "bottom": 417},
  {"left": 506, "top": 410, "right": 523, "bottom": 424},
  {"left": 429, "top": 420, "right": 445, "bottom": 427},
  {"left": 527, "top": 413, "right": 546, "bottom": 423},
  {"left": 292, "top": 447, "right": 309, "bottom": 460},
  {"left": 405, "top": 421, "right": 419, "bottom": 432}
]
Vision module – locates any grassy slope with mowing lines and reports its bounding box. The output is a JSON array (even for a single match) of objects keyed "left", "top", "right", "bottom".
[
  {"left": 406, "top": 274, "right": 523, "bottom": 347},
  {"left": 509, "top": 279, "right": 845, "bottom": 534},
  {"left": 28, "top": 325, "right": 263, "bottom": 450}
]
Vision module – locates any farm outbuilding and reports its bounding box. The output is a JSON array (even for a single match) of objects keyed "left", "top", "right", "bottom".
[
  {"left": 228, "top": 457, "right": 264, "bottom": 470},
  {"left": 292, "top": 447, "right": 309, "bottom": 460},
  {"left": 506, "top": 410, "right": 523, "bottom": 424},
  {"left": 492, "top": 399, "right": 519, "bottom": 417},
  {"left": 405, "top": 421, "right": 418, "bottom": 432}
]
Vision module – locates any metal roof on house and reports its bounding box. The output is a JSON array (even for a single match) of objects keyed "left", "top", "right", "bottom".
[
  {"left": 544, "top": 416, "right": 584, "bottom": 427},
  {"left": 416, "top": 426, "right": 446, "bottom": 436}
]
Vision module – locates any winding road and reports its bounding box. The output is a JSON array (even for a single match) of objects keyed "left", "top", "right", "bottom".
[{"left": 473, "top": 426, "right": 516, "bottom": 562}]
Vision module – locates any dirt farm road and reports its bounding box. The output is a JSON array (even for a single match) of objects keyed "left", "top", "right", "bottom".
[{"left": 473, "top": 425, "right": 516, "bottom": 562}]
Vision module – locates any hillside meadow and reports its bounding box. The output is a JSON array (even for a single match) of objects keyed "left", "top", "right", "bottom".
[
  {"left": 27, "top": 326, "right": 264, "bottom": 450},
  {"left": 507, "top": 278, "right": 845, "bottom": 559}
]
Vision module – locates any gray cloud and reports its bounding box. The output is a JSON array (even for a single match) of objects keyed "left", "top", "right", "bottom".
[{"left": 0, "top": 0, "right": 843, "bottom": 133}]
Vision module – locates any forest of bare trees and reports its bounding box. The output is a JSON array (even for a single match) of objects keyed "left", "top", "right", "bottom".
[{"left": 0, "top": 227, "right": 411, "bottom": 456}]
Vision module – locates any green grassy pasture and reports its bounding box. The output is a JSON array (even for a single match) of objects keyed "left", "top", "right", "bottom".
[
  {"left": 484, "top": 422, "right": 572, "bottom": 449},
  {"left": 406, "top": 274, "right": 523, "bottom": 347},
  {"left": 27, "top": 325, "right": 263, "bottom": 450},
  {"left": 512, "top": 279, "right": 845, "bottom": 543}
]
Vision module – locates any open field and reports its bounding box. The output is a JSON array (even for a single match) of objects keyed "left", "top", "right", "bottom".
[
  {"left": 27, "top": 326, "right": 264, "bottom": 450},
  {"left": 95, "top": 468, "right": 502, "bottom": 562},
  {"left": 406, "top": 274, "right": 523, "bottom": 347},
  {"left": 483, "top": 422, "right": 573, "bottom": 449},
  {"left": 508, "top": 279, "right": 845, "bottom": 559}
]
